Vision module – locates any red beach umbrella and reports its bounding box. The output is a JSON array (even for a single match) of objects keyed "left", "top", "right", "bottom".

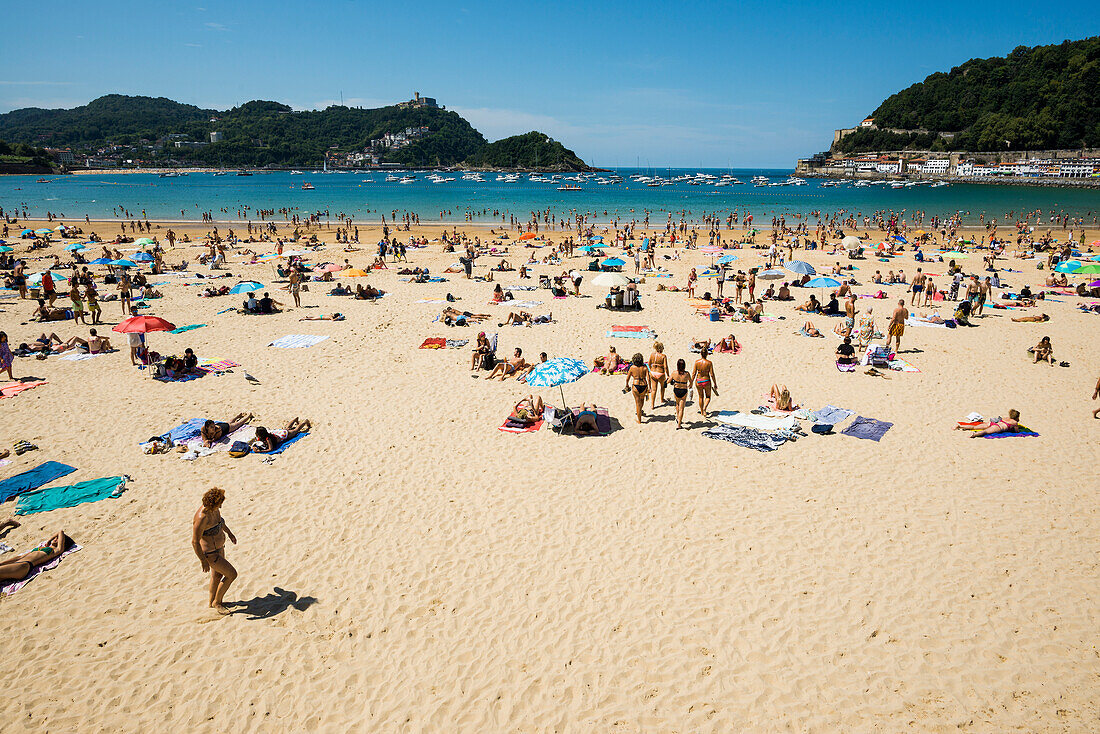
[
  {"left": 112, "top": 315, "right": 176, "bottom": 333},
  {"left": 519, "top": 232, "right": 537, "bottom": 240}
]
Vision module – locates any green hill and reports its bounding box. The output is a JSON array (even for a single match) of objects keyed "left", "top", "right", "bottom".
[
  {"left": 834, "top": 37, "right": 1100, "bottom": 153},
  {"left": 466, "top": 131, "right": 590, "bottom": 171},
  {"left": 0, "top": 95, "right": 595, "bottom": 170}
]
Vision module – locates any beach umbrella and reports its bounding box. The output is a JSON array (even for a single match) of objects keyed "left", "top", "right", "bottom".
[
  {"left": 601, "top": 257, "right": 625, "bottom": 268},
  {"left": 113, "top": 315, "right": 175, "bottom": 334},
  {"left": 1088, "top": 279, "right": 1100, "bottom": 288},
  {"left": 1090, "top": 254, "right": 1100, "bottom": 262},
  {"left": 64, "top": 243, "right": 86, "bottom": 251},
  {"left": 519, "top": 232, "right": 537, "bottom": 240},
  {"left": 805, "top": 277, "right": 841, "bottom": 289},
  {"left": 757, "top": 269, "right": 785, "bottom": 280},
  {"left": 590, "top": 235, "right": 604, "bottom": 242},
  {"left": 131, "top": 252, "right": 154, "bottom": 262},
  {"left": 228, "top": 281, "right": 264, "bottom": 294},
  {"left": 34, "top": 228, "right": 52, "bottom": 235},
  {"left": 786, "top": 260, "right": 816, "bottom": 276},
  {"left": 699, "top": 246, "right": 723, "bottom": 254},
  {"left": 1072, "top": 263, "right": 1100, "bottom": 275},
  {"left": 89, "top": 257, "right": 113, "bottom": 265},
  {"left": 20, "top": 229, "right": 32, "bottom": 236},
  {"left": 524, "top": 356, "right": 588, "bottom": 406},
  {"left": 321, "top": 263, "right": 344, "bottom": 273},
  {"left": 0, "top": 245, "right": 13, "bottom": 253},
  {"left": 892, "top": 234, "right": 908, "bottom": 244},
  {"left": 342, "top": 268, "right": 370, "bottom": 277},
  {"left": 577, "top": 245, "right": 598, "bottom": 253},
  {"left": 1053, "top": 260, "right": 1081, "bottom": 273},
  {"left": 716, "top": 254, "right": 739, "bottom": 265},
  {"left": 591, "top": 272, "right": 631, "bottom": 288},
  {"left": 135, "top": 237, "right": 155, "bottom": 246},
  {"left": 110, "top": 259, "right": 137, "bottom": 268},
  {"left": 841, "top": 235, "right": 862, "bottom": 251}
]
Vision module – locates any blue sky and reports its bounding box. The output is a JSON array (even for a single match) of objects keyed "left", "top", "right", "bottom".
[{"left": 2, "top": 1, "right": 1097, "bottom": 166}]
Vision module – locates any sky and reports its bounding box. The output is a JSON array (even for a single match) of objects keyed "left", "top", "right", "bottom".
[{"left": 2, "top": 1, "right": 1097, "bottom": 167}]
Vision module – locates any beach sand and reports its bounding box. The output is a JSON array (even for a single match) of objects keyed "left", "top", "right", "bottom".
[{"left": 1, "top": 220, "right": 1097, "bottom": 732}]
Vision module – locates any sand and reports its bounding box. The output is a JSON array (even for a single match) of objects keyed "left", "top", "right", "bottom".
[{"left": 0, "top": 219, "right": 1098, "bottom": 732}]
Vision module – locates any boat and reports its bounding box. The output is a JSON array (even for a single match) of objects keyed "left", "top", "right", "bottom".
[
  {"left": 289, "top": 170, "right": 304, "bottom": 175},
  {"left": 301, "top": 182, "right": 315, "bottom": 190},
  {"left": 399, "top": 175, "right": 416, "bottom": 184},
  {"left": 236, "top": 171, "right": 252, "bottom": 176},
  {"left": 557, "top": 184, "right": 583, "bottom": 191}
]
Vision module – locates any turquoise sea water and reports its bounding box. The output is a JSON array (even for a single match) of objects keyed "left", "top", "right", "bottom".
[{"left": 2, "top": 168, "right": 1099, "bottom": 226}]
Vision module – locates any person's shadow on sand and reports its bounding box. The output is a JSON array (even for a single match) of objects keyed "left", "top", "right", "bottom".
[{"left": 231, "top": 587, "right": 317, "bottom": 620}]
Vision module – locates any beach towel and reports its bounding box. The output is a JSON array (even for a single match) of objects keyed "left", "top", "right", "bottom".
[
  {"left": 888, "top": 358, "right": 921, "bottom": 373},
  {"left": 419, "top": 338, "right": 446, "bottom": 349},
  {"left": 0, "top": 380, "right": 48, "bottom": 399},
  {"left": 263, "top": 431, "right": 309, "bottom": 455},
  {"left": 59, "top": 352, "right": 106, "bottom": 361},
  {"left": 713, "top": 411, "right": 797, "bottom": 432},
  {"left": 168, "top": 323, "right": 206, "bottom": 334},
  {"left": 504, "top": 300, "right": 544, "bottom": 309},
  {"left": 16, "top": 476, "right": 127, "bottom": 515},
  {"left": 498, "top": 418, "right": 543, "bottom": 433},
  {"left": 607, "top": 329, "right": 657, "bottom": 339},
  {"left": 0, "top": 461, "right": 77, "bottom": 504},
  {"left": 591, "top": 363, "right": 629, "bottom": 374},
  {"left": 268, "top": 335, "right": 329, "bottom": 349},
  {"left": 445, "top": 339, "right": 469, "bottom": 349},
  {"left": 197, "top": 359, "right": 241, "bottom": 373},
  {"left": 506, "top": 285, "right": 538, "bottom": 291},
  {"left": 152, "top": 417, "right": 206, "bottom": 445},
  {"left": 905, "top": 317, "right": 952, "bottom": 329},
  {"left": 415, "top": 299, "right": 448, "bottom": 304},
  {"left": 836, "top": 361, "right": 857, "bottom": 372},
  {"left": 569, "top": 406, "right": 612, "bottom": 435},
  {"left": 702, "top": 424, "right": 788, "bottom": 451},
  {"left": 840, "top": 416, "right": 893, "bottom": 441},
  {"left": 0, "top": 538, "right": 81, "bottom": 596},
  {"left": 983, "top": 427, "right": 1039, "bottom": 438},
  {"left": 812, "top": 405, "right": 853, "bottom": 425},
  {"left": 216, "top": 307, "right": 235, "bottom": 315}
]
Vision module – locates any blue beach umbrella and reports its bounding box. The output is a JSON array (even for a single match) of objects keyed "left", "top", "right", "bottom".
[
  {"left": 132, "top": 252, "right": 154, "bottom": 262},
  {"left": 805, "top": 276, "right": 841, "bottom": 289},
  {"left": 590, "top": 235, "right": 604, "bottom": 242},
  {"left": 716, "top": 254, "right": 739, "bottom": 265},
  {"left": 20, "top": 229, "right": 32, "bottom": 236},
  {"left": 893, "top": 234, "right": 908, "bottom": 244},
  {"left": 524, "top": 357, "right": 588, "bottom": 406},
  {"left": 228, "top": 281, "right": 264, "bottom": 294},
  {"left": 578, "top": 245, "right": 599, "bottom": 253},
  {"left": 89, "top": 257, "right": 113, "bottom": 265},
  {"left": 34, "top": 228, "right": 52, "bottom": 235},
  {"left": 786, "top": 260, "right": 816, "bottom": 276},
  {"left": 110, "top": 259, "right": 137, "bottom": 268},
  {"left": 0, "top": 245, "right": 13, "bottom": 253},
  {"left": 601, "top": 257, "right": 625, "bottom": 268},
  {"left": 1053, "top": 260, "right": 1081, "bottom": 273},
  {"left": 64, "top": 243, "right": 86, "bottom": 251}
]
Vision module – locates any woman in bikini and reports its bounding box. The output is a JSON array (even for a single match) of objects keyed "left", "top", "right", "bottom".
[
  {"left": 118, "top": 272, "right": 131, "bottom": 316},
  {"left": 192, "top": 488, "right": 237, "bottom": 613},
  {"left": 691, "top": 348, "right": 718, "bottom": 418},
  {"left": 0, "top": 529, "right": 71, "bottom": 582},
  {"left": 251, "top": 418, "right": 311, "bottom": 453},
  {"left": 769, "top": 384, "right": 794, "bottom": 411},
  {"left": 574, "top": 403, "right": 600, "bottom": 435},
  {"left": 670, "top": 359, "right": 691, "bottom": 429},
  {"left": 647, "top": 341, "right": 668, "bottom": 408},
  {"left": 963, "top": 409, "right": 1022, "bottom": 437},
  {"left": 200, "top": 413, "right": 254, "bottom": 448},
  {"left": 624, "top": 352, "right": 649, "bottom": 424}
]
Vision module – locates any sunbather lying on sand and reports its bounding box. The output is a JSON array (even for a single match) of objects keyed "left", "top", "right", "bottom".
[
  {"left": 957, "top": 409, "right": 1021, "bottom": 437},
  {"left": 251, "top": 418, "right": 311, "bottom": 453},
  {"left": 0, "top": 530, "right": 71, "bottom": 582},
  {"left": 1012, "top": 313, "right": 1049, "bottom": 322},
  {"left": 201, "top": 413, "right": 254, "bottom": 448},
  {"left": 800, "top": 321, "right": 823, "bottom": 337},
  {"left": 509, "top": 395, "right": 544, "bottom": 425},
  {"left": 574, "top": 403, "right": 600, "bottom": 435},
  {"left": 441, "top": 307, "right": 490, "bottom": 326},
  {"left": 500, "top": 311, "right": 552, "bottom": 326},
  {"left": 594, "top": 345, "right": 623, "bottom": 374},
  {"left": 769, "top": 384, "right": 794, "bottom": 411},
  {"left": 300, "top": 313, "right": 345, "bottom": 321}
]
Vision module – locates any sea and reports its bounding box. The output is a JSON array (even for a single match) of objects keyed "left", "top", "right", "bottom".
[{"left": 2, "top": 168, "right": 1099, "bottom": 227}]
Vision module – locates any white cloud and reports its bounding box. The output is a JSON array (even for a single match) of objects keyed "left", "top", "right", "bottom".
[{"left": 204, "top": 21, "right": 228, "bottom": 31}]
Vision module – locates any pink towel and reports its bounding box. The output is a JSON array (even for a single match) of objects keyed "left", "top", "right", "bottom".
[{"left": 0, "top": 380, "right": 48, "bottom": 399}]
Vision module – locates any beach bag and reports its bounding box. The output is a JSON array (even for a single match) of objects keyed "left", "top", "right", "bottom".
[
  {"left": 227, "top": 441, "right": 251, "bottom": 458},
  {"left": 481, "top": 351, "right": 497, "bottom": 370}
]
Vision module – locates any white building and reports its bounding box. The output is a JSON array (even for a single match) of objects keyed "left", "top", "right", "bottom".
[
  {"left": 921, "top": 159, "right": 950, "bottom": 175},
  {"left": 953, "top": 161, "right": 974, "bottom": 177},
  {"left": 210, "top": 131, "right": 224, "bottom": 143}
]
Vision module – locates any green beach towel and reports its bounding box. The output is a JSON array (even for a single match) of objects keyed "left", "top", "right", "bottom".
[
  {"left": 168, "top": 324, "right": 206, "bottom": 334},
  {"left": 16, "top": 476, "right": 128, "bottom": 515}
]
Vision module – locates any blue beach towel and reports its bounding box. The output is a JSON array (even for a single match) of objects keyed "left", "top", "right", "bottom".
[
  {"left": 0, "top": 461, "right": 77, "bottom": 504},
  {"left": 702, "top": 424, "right": 789, "bottom": 451},
  {"left": 840, "top": 416, "right": 893, "bottom": 441},
  {"left": 263, "top": 431, "right": 309, "bottom": 456},
  {"left": 812, "top": 405, "right": 854, "bottom": 425},
  {"left": 168, "top": 323, "right": 206, "bottom": 334},
  {"left": 16, "top": 476, "right": 127, "bottom": 515}
]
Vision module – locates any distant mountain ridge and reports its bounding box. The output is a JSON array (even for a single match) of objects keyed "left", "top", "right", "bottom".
[
  {"left": 832, "top": 37, "right": 1100, "bottom": 153},
  {"left": 0, "top": 94, "right": 595, "bottom": 170}
]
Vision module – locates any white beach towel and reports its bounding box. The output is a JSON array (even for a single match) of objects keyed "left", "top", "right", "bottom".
[
  {"left": 504, "top": 300, "right": 543, "bottom": 308},
  {"left": 713, "top": 411, "right": 797, "bottom": 432},
  {"left": 268, "top": 334, "right": 329, "bottom": 349},
  {"left": 905, "top": 317, "right": 950, "bottom": 329},
  {"left": 59, "top": 353, "right": 105, "bottom": 361}
]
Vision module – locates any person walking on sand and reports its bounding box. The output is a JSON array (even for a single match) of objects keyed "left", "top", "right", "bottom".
[
  {"left": 647, "top": 341, "right": 668, "bottom": 408},
  {"left": 888, "top": 299, "right": 908, "bottom": 354},
  {"left": 624, "top": 353, "right": 649, "bottom": 424},
  {"left": 670, "top": 358, "right": 691, "bottom": 429},
  {"left": 691, "top": 347, "right": 718, "bottom": 418},
  {"left": 192, "top": 487, "right": 238, "bottom": 614}
]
